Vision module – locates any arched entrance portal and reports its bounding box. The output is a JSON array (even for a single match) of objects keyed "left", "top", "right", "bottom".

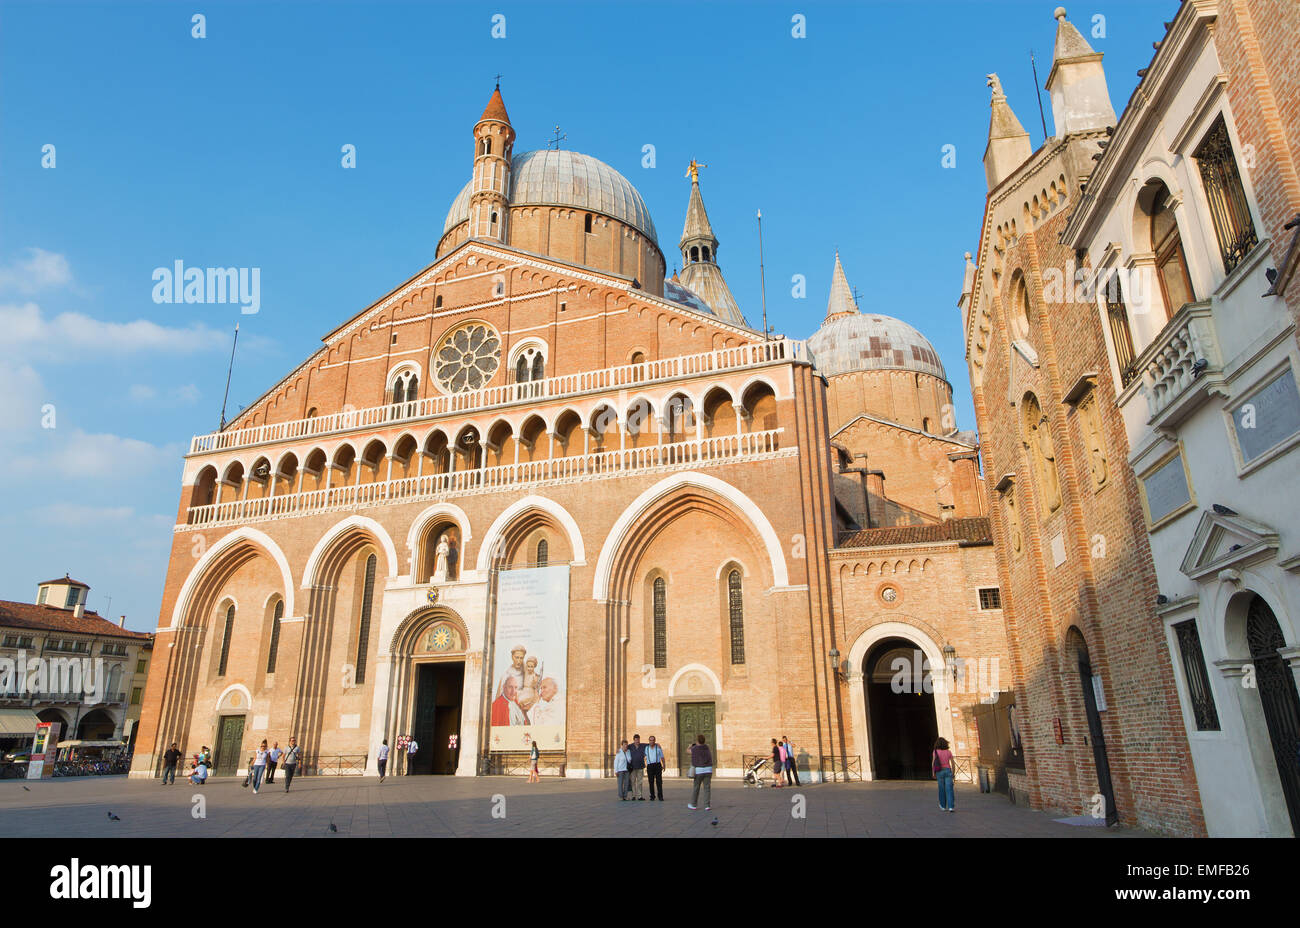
[
  {"left": 864, "top": 637, "right": 938, "bottom": 779},
  {"left": 1245, "top": 595, "right": 1300, "bottom": 834},
  {"left": 390, "top": 610, "right": 468, "bottom": 775}
]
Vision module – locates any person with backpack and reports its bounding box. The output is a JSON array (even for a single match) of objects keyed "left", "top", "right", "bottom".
[{"left": 933, "top": 737, "right": 956, "bottom": 812}]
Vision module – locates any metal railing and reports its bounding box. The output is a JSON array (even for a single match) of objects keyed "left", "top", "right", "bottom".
[
  {"left": 739, "top": 753, "right": 862, "bottom": 782},
  {"left": 188, "top": 339, "right": 809, "bottom": 456},
  {"left": 183, "top": 428, "right": 789, "bottom": 529},
  {"left": 306, "top": 754, "right": 367, "bottom": 776}
]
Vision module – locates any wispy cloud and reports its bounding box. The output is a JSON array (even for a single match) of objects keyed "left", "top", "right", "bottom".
[
  {"left": 0, "top": 247, "right": 73, "bottom": 294},
  {"left": 0, "top": 302, "right": 228, "bottom": 360}
]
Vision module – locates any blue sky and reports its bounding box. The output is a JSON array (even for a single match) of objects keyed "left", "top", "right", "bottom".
[{"left": 0, "top": 0, "right": 1170, "bottom": 630}]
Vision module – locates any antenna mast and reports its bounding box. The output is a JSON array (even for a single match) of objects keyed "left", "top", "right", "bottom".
[
  {"left": 1030, "top": 50, "right": 1049, "bottom": 141},
  {"left": 757, "top": 210, "right": 770, "bottom": 344},
  {"left": 218, "top": 322, "right": 239, "bottom": 431}
]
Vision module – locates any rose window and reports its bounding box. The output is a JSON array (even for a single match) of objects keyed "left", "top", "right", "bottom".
[{"left": 434, "top": 322, "right": 501, "bottom": 393}]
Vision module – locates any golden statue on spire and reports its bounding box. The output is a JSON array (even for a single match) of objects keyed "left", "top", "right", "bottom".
[{"left": 686, "top": 159, "right": 708, "bottom": 182}]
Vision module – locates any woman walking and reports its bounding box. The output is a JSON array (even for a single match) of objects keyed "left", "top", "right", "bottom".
[
  {"left": 688, "top": 735, "right": 713, "bottom": 811},
  {"left": 527, "top": 737, "right": 540, "bottom": 783},
  {"left": 251, "top": 740, "right": 269, "bottom": 794},
  {"left": 932, "top": 737, "right": 955, "bottom": 812}
]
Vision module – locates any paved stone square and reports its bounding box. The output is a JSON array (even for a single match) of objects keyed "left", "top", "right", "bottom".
[{"left": 0, "top": 775, "right": 1143, "bottom": 838}]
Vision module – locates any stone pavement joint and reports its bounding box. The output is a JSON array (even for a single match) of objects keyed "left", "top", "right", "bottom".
[{"left": 0, "top": 775, "right": 1142, "bottom": 838}]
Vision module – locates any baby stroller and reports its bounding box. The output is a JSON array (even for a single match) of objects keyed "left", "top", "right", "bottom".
[{"left": 743, "top": 755, "right": 772, "bottom": 788}]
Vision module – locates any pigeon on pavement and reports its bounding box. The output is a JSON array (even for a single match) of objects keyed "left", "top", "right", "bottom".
[{"left": 108, "top": 812, "right": 120, "bottom": 821}]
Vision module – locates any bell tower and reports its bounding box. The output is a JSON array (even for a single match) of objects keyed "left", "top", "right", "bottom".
[{"left": 470, "top": 83, "right": 514, "bottom": 243}]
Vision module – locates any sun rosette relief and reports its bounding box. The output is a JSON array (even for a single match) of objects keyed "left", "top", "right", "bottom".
[{"left": 434, "top": 321, "right": 501, "bottom": 393}]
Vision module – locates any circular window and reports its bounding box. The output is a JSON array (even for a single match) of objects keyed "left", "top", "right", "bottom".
[
  {"left": 880, "top": 586, "right": 899, "bottom": 604},
  {"left": 434, "top": 322, "right": 501, "bottom": 393}
]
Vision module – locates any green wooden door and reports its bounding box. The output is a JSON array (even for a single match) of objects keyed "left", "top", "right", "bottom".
[
  {"left": 215, "top": 715, "right": 244, "bottom": 777},
  {"left": 675, "top": 702, "right": 715, "bottom": 776}
]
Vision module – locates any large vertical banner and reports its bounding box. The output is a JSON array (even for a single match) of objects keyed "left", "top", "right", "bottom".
[{"left": 490, "top": 566, "right": 568, "bottom": 752}]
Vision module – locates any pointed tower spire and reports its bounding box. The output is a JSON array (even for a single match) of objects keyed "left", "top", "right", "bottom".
[
  {"left": 1044, "top": 7, "right": 1115, "bottom": 136},
  {"left": 676, "top": 161, "right": 748, "bottom": 327},
  {"left": 983, "top": 73, "right": 1033, "bottom": 190},
  {"left": 824, "top": 252, "right": 860, "bottom": 322},
  {"left": 469, "top": 83, "right": 515, "bottom": 243}
]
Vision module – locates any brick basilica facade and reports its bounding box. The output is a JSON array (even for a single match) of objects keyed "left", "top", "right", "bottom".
[{"left": 132, "top": 86, "right": 1010, "bottom": 784}]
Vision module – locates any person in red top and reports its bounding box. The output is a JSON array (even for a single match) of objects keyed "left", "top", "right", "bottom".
[{"left": 932, "top": 737, "right": 956, "bottom": 812}]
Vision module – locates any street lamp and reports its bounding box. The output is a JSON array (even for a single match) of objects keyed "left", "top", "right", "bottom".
[
  {"left": 942, "top": 644, "right": 958, "bottom": 684},
  {"left": 829, "top": 647, "right": 842, "bottom": 682}
]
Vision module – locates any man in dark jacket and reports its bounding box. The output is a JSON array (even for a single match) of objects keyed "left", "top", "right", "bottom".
[
  {"left": 161, "top": 743, "right": 182, "bottom": 785},
  {"left": 626, "top": 734, "right": 647, "bottom": 800}
]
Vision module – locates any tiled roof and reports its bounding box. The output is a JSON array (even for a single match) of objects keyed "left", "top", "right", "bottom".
[
  {"left": 38, "top": 576, "right": 88, "bottom": 587},
  {"left": 480, "top": 86, "right": 510, "bottom": 124},
  {"left": 0, "top": 600, "right": 152, "bottom": 640},
  {"left": 836, "top": 517, "right": 993, "bottom": 550}
]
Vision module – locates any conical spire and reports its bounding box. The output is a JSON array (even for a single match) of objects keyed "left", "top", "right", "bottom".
[
  {"left": 1045, "top": 7, "right": 1115, "bottom": 136},
  {"left": 825, "top": 252, "right": 860, "bottom": 322},
  {"left": 676, "top": 161, "right": 747, "bottom": 327},
  {"left": 479, "top": 84, "right": 511, "bottom": 124},
  {"left": 679, "top": 160, "right": 717, "bottom": 255},
  {"left": 1052, "top": 6, "right": 1097, "bottom": 61}
]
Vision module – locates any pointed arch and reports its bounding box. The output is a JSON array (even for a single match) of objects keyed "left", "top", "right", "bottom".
[
  {"left": 593, "top": 472, "right": 789, "bottom": 600},
  {"left": 301, "top": 515, "right": 399, "bottom": 588},
  {"left": 169, "top": 527, "right": 295, "bottom": 629},
  {"left": 475, "top": 495, "right": 585, "bottom": 572}
]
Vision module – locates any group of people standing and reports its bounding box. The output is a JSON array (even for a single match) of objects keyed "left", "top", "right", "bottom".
[
  {"left": 157, "top": 738, "right": 302, "bottom": 792},
  {"left": 376, "top": 737, "right": 419, "bottom": 781},
  {"left": 245, "top": 739, "right": 301, "bottom": 793},
  {"left": 612, "top": 734, "right": 667, "bottom": 801},
  {"left": 611, "top": 734, "right": 714, "bottom": 811},
  {"left": 767, "top": 736, "right": 801, "bottom": 786}
]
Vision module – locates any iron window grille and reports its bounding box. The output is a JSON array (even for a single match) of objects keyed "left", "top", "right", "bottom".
[
  {"left": 978, "top": 588, "right": 1002, "bottom": 610},
  {"left": 217, "top": 604, "right": 235, "bottom": 676},
  {"left": 728, "top": 570, "right": 745, "bottom": 664},
  {"left": 652, "top": 577, "right": 667, "bottom": 670},
  {"left": 1174, "top": 619, "right": 1220, "bottom": 731},
  {"left": 1194, "top": 116, "right": 1258, "bottom": 275},
  {"left": 355, "top": 554, "right": 377, "bottom": 685}
]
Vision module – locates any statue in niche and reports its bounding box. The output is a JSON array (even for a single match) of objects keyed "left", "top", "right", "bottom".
[
  {"left": 432, "top": 533, "right": 452, "bottom": 583},
  {"left": 1036, "top": 415, "right": 1063, "bottom": 512}
]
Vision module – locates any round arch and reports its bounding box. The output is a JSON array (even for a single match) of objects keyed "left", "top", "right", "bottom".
[
  {"left": 592, "top": 472, "right": 789, "bottom": 600},
  {"left": 213, "top": 682, "right": 254, "bottom": 713},
  {"left": 668, "top": 662, "right": 723, "bottom": 698},
  {"left": 843, "top": 619, "right": 955, "bottom": 780},
  {"left": 406, "top": 503, "right": 474, "bottom": 577}
]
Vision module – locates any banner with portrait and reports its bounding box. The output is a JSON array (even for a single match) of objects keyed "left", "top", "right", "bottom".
[{"left": 489, "top": 565, "right": 568, "bottom": 752}]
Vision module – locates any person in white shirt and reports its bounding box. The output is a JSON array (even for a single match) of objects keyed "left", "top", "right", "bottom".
[
  {"left": 266, "top": 742, "right": 283, "bottom": 784},
  {"left": 406, "top": 738, "right": 419, "bottom": 775},
  {"left": 613, "top": 740, "right": 631, "bottom": 801},
  {"left": 645, "top": 735, "right": 667, "bottom": 801},
  {"left": 529, "top": 678, "right": 564, "bottom": 728},
  {"left": 377, "top": 739, "right": 390, "bottom": 781},
  {"left": 250, "top": 740, "right": 269, "bottom": 794}
]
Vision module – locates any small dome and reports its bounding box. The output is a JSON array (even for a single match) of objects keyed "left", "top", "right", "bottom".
[
  {"left": 442, "top": 149, "right": 657, "bottom": 243},
  {"left": 663, "top": 278, "right": 714, "bottom": 317},
  {"left": 807, "top": 313, "right": 947, "bottom": 381}
]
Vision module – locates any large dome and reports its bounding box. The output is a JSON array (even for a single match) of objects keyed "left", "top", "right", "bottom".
[
  {"left": 807, "top": 313, "right": 947, "bottom": 381},
  {"left": 442, "top": 149, "right": 657, "bottom": 243}
]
